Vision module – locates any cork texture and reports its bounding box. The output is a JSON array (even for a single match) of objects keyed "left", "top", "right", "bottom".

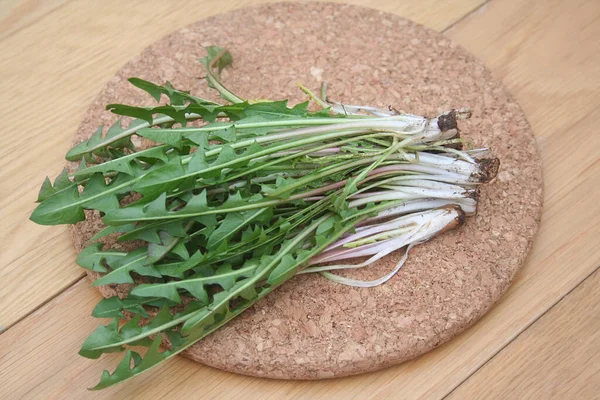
[{"left": 68, "top": 2, "right": 543, "bottom": 379}]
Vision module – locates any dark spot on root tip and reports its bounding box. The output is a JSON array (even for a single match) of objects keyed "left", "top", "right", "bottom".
[
  {"left": 479, "top": 158, "right": 501, "bottom": 182},
  {"left": 467, "top": 187, "right": 481, "bottom": 201},
  {"left": 438, "top": 110, "right": 458, "bottom": 132},
  {"left": 455, "top": 207, "right": 466, "bottom": 226},
  {"left": 439, "top": 205, "right": 466, "bottom": 233}
]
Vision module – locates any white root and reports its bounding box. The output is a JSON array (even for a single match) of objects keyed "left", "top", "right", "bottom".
[{"left": 305, "top": 207, "right": 464, "bottom": 287}]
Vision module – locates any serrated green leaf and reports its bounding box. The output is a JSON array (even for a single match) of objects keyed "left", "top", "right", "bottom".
[
  {"left": 73, "top": 145, "right": 169, "bottom": 180},
  {"left": 30, "top": 183, "right": 84, "bottom": 225},
  {"left": 153, "top": 250, "right": 206, "bottom": 279},
  {"left": 105, "top": 119, "right": 137, "bottom": 149},
  {"left": 92, "top": 248, "right": 161, "bottom": 286},
  {"left": 118, "top": 315, "right": 153, "bottom": 347},
  {"left": 130, "top": 157, "right": 186, "bottom": 198},
  {"left": 199, "top": 46, "right": 243, "bottom": 104},
  {"left": 90, "top": 224, "right": 136, "bottom": 242},
  {"left": 84, "top": 301, "right": 203, "bottom": 360},
  {"left": 131, "top": 263, "right": 256, "bottom": 304},
  {"left": 65, "top": 113, "right": 175, "bottom": 162},
  {"left": 30, "top": 171, "right": 135, "bottom": 225},
  {"left": 91, "top": 296, "right": 154, "bottom": 319},
  {"left": 76, "top": 243, "right": 127, "bottom": 273},
  {"left": 146, "top": 225, "right": 191, "bottom": 265},
  {"left": 36, "top": 169, "right": 73, "bottom": 202},
  {"left": 207, "top": 208, "right": 270, "bottom": 250},
  {"left": 170, "top": 241, "right": 190, "bottom": 260},
  {"left": 128, "top": 77, "right": 217, "bottom": 106},
  {"left": 79, "top": 318, "right": 125, "bottom": 359},
  {"left": 136, "top": 126, "right": 185, "bottom": 148},
  {"left": 82, "top": 174, "right": 121, "bottom": 213}
]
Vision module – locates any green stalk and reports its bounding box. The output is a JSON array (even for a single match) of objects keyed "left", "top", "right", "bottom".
[
  {"left": 138, "top": 115, "right": 382, "bottom": 137},
  {"left": 134, "top": 129, "right": 399, "bottom": 193},
  {"left": 221, "top": 132, "right": 391, "bottom": 183}
]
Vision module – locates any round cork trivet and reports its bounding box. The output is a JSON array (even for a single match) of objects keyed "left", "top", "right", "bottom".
[{"left": 69, "top": 2, "right": 543, "bottom": 379}]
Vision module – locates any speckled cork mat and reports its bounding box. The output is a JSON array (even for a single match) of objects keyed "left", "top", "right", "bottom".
[{"left": 68, "top": 2, "right": 543, "bottom": 379}]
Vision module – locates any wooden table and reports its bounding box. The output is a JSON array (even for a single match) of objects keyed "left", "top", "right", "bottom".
[{"left": 1, "top": 0, "right": 598, "bottom": 398}]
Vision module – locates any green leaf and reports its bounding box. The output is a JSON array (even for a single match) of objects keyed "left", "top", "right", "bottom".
[
  {"left": 79, "top": 318, "right": 125, "bottom": 359},
  {"left": 316, "top": 215, "right": 337, "bottom": 235},
  {"left": 117, "top": 222, "right": 163, "bottom": 244},
  {"left": 90, "top": 224, "right": 136, "bottom": 242},
  {"left": 31, "top": 171, "right": 135, "bottom": 225},
  {"left": 66, "top": 120, "right": 140, "bottom": 162},
  {"left": 153, "top": 250, "right": 207, "bottom": 278},
  {"left": 87, "top": 214, "right": 350, "bottom": 389},
  {"left": 30, "top": 182, "right": 84, "bottom": 225},
  {"left": 146, "top": 227, "right": 190, "bottom": 265},
  {"left": 130, "top": 263, "right": 257, "bottom": 304},
  {"left": 81, "top": 174, "right": 121, "bottom": 213},
  {"left": 130, "top": 158, "right": 186, "bottom": 199},
  {"left": 76, "top": 243, "right": 126, "bottom": 273},
  {"left": 171, "top": 241, "right": 190, "bottom": 260},
  {"left": 118, "top": 315, "right": 153, "bottom": 347},
  {"left": 199, "top": 46, "right": 242, "bottom": 104},
  {"left": 104, "top": 106, "right": 180, "bottom": 126},
  {"left": 92, "top": 248, "right": 161, "bottom": 286},
  {"left": 136, "top": 127, "right": 184, "bottom": 148},
  {"left": 73, "top": 146, "right": 169, "bottom": 180},
  {"left": 128, "top": 141, "right": 269, "bottom": 204},
  {"left": 128, "top": 78, "right": 217, "bottom": 106},
  {"left": 129, "top": 78, "right": 177, "bottom": 103},
  {"left": 200, "top": 46, "right": 233, "bottom": 74},
  {"left": 207, "top": 208, "right": 270, "bottom": 249},
  {"left": 266, "top": 254, "right": 297, "bottom": 285},
  {"left": 105, "top": 119, "right": 137, "bottom": 149},
  {"left": 91, "top": 296, "right": 155, "bottom": 319},
  {"left": 36, "top": 169, "right": 73, "bottom": 202},
  {"left": 83, "top": 301, "right": 204, "bottom": 360}
]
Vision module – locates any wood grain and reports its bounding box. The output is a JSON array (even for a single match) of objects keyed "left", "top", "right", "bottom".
[
  {"left": 449, "top": 269, "right": 600, "bottom": 400},
  {"left": 1, "top": 0, "right": 599, "bottom": 398},
  {"left": 0, "top": 0, "right": 485, "bottom": 330},
  {"left": 0, "top": 0, "right": 69, "bottom": 40}
]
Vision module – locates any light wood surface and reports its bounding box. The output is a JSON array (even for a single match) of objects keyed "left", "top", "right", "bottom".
[
  {"left": 448, "top": 269, "right": 600, "bottom": 400},
  {"left": 1, "top": 0, "right": 598, "bottom": 399}
]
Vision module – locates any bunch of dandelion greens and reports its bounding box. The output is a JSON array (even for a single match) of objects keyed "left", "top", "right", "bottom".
[{"left": 30, "top": 46, "right": 499, "bottom": 389}]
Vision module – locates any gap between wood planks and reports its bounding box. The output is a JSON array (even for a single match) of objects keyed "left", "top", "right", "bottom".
[
  {"left": 0, "top": 275, "right": 85, "bottom": 334},
  {"left": 440, "top": 0, "right": 492, "bottom": 32},
  {"left": 442, "top": 263, "right": 600, "bottom": 399}
]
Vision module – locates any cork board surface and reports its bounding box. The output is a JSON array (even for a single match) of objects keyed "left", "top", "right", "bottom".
[{"left": 68, "top": 2, "right": 543, "bottom": 379}]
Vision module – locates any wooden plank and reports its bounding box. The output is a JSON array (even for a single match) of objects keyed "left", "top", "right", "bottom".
[
  {"left": 0, "top": 0, "right": 485, "bottom": 330},
  {"left": 0, "top": 0, "right": 20, "bottom": 22},
  {"left": 449, "top": 268, "right": 600, "bottom": 399},
  {"left": 1, "top": 0, "right": 599, "bottom": 398},
  {"left": 446, "top": 0, "right": 600, "bottom": 137},
  {"left": 0, "top": 0, "right": 70, "bottom": 40}
]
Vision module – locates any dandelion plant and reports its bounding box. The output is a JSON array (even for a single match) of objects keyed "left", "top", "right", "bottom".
[{"left": 30, "top": 46, "right": 499, "bottom": 389}]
